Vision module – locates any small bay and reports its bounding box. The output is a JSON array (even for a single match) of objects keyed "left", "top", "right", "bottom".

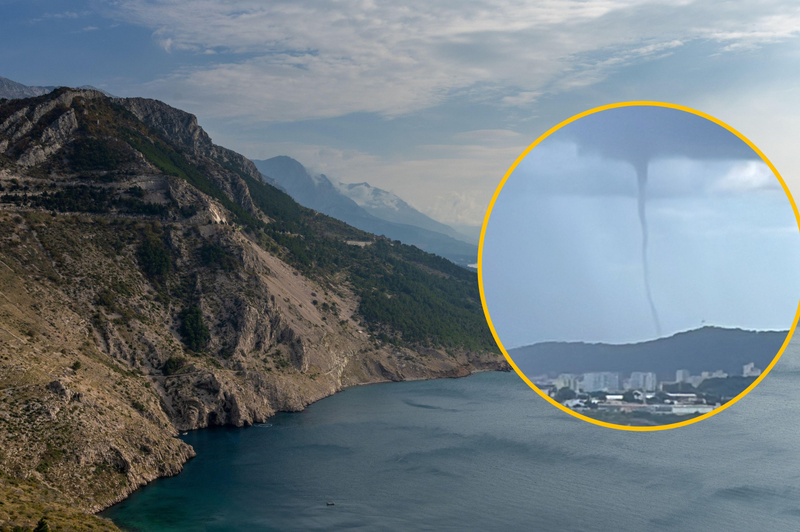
[{"left": 104, "top": 343, "right": 800, "bottom": 531}]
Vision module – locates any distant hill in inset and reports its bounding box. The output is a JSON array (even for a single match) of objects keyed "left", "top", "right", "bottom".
[
  {"left": 510, "top": 327, "right": 788, "bottom": 381},
  {"left": 253, "top": 156, "right": 478, "bottom": 266}
]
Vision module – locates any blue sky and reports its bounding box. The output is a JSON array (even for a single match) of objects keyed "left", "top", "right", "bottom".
[
  {"left": 481, "top": 106, "right": 800, "bottom": 346},
  {"left": 2, "top": 0, "right": 800, "bottom": 228}
]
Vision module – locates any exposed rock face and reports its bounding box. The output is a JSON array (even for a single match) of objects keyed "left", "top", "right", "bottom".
[
  {"left": 119, "top": 98, "right": 260, "bottom": 177},
  {"left": 0, "top": 89, "right": 103, "bottom": 166},
  {"left": 120, "top": 97, "right": 263, "bottom": 216},
  {"left": 0, "top": 89, "right": 507, "bottom": 524}
]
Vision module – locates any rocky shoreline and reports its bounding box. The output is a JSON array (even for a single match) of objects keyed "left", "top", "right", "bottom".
[
  {"left": 98, "top": 363, "right": 508, "bottom": 516},
  {"left": 0, "top": 89, "right": 506, "bottom": 531}
]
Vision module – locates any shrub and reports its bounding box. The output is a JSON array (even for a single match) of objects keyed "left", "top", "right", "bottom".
[
  {"left": 162, "top": 356, "right": 186, "bottom": 376},
  {"left": 179, "top": 305, "right": 210, "bottom": 351},
  {"left": 95, "top": 288, "right": 115, "bottom": 308},
  {"left": 69, "top": 136, "right": 132, "bottom": 171},
  {"left": 199, "top": 243, "right": 238, "bottom": 271},
  {"left": 138, "top": 233, "right": 170, "bottom": 280}
]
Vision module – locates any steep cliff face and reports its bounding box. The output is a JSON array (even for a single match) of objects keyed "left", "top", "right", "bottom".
[{"left": 0, "top": 89, "right": 504, "bottom": 528}]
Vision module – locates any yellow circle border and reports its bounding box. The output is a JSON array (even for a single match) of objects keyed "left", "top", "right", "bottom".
[{"left": 477, "top": 100, "right": 800, "bottom": 431}]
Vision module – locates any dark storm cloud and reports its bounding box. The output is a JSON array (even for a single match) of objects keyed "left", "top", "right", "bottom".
[{"left": 561, "top": 105, "right": 759, "bottom": 165}]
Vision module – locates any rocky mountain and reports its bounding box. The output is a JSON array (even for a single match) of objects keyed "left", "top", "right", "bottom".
[
  {"left": 511, "top": 326, "right": 786, "bottom": 381},
  {"left": 0, "top": 76, "right": 56, "bottom": 100},
  {"left": 0, "top": 89, "right": 504, "bottom": 530},
  {"left": 0, "top": 76, "right": 112, "bottom": 101},
  {"left": 253, "top": 156, "right": 479, "bottom": 266},
  {"left": 331, "top": 180, "right": 471, "bottom": 243}
]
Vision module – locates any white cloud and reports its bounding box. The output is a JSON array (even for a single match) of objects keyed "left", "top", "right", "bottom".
[
  {"left": 100, "top": 0, "right": 800, "bottom": 230},
  {"left": 452, "top": 129, "right": 524, "bottom": 144},
  {"left": 30, "top": 11, "right": 81, "bottom": 23},
  {"left": 711, "top": 160, "right": 779, "bottom": 192},
  {"left": 109, "top": 0, "right": 800, "bottom": 122},
  {"left": 687, "top": 80, "right": 800, "bottom": 195}
]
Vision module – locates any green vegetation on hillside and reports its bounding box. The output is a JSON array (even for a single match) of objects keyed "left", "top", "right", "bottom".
[
  {"left": 137, "top": 228, "right": 170, "bottom": 281},
  {"left": 0, "top": 472, "right": 121, "bottom": 532},
  {"left": 123, "top": 129, "right": 262, "bottom": 230},
  {"left": 178, "top": 305, "right": 210, "bottom": 351},
  {"left": 2, "top": 92, "right": 497, "bottom": 354},
  {"left": 236, "top": 172, "right": 497, "bottom": 352},
  {"left": 199, "top": 242, "right": 239, "bottom": 271},
  {"left": 68, "top": 136, "right": 133, "bottom": 172},
  {"left": 161, "top": 356, "right": 187, "bottom": 376},
  {"left": 2, "top": 186, "right": 168, "bottom": 216}
]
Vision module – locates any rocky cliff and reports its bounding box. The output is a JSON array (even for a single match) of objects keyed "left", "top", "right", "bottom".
[{"left": 0, "top": 89, "right": 505, "bottom": 530}]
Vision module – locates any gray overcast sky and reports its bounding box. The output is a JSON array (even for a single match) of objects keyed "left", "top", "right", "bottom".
[
  {"left": 481, "top": 106, "right": 800, "bottom": 348},
  {"left": 3, "top": 1, "right": 800, "bottom": 228}
]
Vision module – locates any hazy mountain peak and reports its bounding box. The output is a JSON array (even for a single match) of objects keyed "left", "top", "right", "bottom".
[
  {"left": 335, "top": 180, "right": 406, "bottom": 212},
  {"left": 0, "top": 76, "right": 115, "bottom": 101},
  {"left": 253, "top": 156, "right": 479, "bottom": 264},
  {"left": 0, "top": 75, "right": 55, "bottom": 99}
]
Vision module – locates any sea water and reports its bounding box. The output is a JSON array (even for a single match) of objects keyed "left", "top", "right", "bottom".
[{"left": 103, "top": 342, "right": 800, "bottom": 531}]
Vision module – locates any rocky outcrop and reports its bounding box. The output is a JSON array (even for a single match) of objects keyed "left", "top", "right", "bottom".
[
  {"left": 16, "top": 108, "right": 78, "bottom": 167},
  {"left": 0, "top": 89, "right": 507, "bottom": 524},
  {"left": 0, "top": 89, "right": 103, "bottom": 167},
  {"left": 0, "top": 209, "right": 505, "bottom": 514},
  {"left": 119, "top": 97, "right": 262, "bottom": 181}
]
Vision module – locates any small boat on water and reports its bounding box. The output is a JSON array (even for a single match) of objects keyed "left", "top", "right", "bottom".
[{"left": 327, "top": 502, "right": 335, "bottom": 506}]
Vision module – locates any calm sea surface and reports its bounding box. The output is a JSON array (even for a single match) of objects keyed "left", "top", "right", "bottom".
[{"left": 104, "top": 343, "right": 800, "bottom": 531}]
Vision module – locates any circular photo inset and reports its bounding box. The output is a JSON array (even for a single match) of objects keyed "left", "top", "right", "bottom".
[{"left": 479, "top": 102, "right": 800, "bottom": 430}]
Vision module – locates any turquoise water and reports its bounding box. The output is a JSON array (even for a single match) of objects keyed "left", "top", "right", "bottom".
[{"left": 104, "top": 343, "right": 800, "bottom": 531}]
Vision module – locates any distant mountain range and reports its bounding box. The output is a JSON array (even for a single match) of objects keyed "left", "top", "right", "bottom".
[
  {"left": 332, "top": 180, "right": 474, "bottom": 243},
  {"left": 1, "top": 76, "right": 477, "bottom": 265},
  {"left": 510, "top": 327, "right": 787, "bottom": 381},
  {"left": 0, "top": 75, "right": 112, "bottom": 99},
  {"left": 253, "top": 156, "right": 478, "bottom": 266}
]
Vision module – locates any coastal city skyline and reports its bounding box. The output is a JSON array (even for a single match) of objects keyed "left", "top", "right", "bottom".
[
  {"left": 526, "top": 362, "right": 764, "bottom": 422},
  {"left": 533, "top": 362, "right": 763, "bottom": 394}
]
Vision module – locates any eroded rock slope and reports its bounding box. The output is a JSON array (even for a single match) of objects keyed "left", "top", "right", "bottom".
[{"left": 0, "top": 89, "right": 505, "bottom": 528}]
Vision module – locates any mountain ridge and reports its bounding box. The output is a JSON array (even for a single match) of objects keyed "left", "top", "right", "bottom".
[
  {"left": 0, "top": 88, "right": 504, "bottom": 530},
  {"left": 331, "top": 179, "right": 471, "bottom": 243},
  {"left": 510, "top": 326, "right": 787, "bottom": 380},
  {"left": 0, "top": 75, "right": 112, "bottom": 100},
  {"left": 253, "top": 156, "right": 479, "bottom": 266}
]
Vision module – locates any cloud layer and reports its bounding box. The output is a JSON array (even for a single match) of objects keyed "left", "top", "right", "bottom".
[{"left": 111, "top": 0, "right": 800, "bottom": 122}]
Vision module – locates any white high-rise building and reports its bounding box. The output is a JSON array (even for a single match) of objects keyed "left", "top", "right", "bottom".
[
  {"left": 554, "top": 374, "right": 580, "bottom": 392},
  {"left": 743, "top": 362, "right": 762, "bottom": 377},
  {"left": 701, "top": 370, "right": 728, "bottom": 380},
  {"left": 629, "top": 372, "right": 657, "bottom": 391},
  {"left": 581, "top": 372, "right": 620, "bottom": 392},
  {"left": 676, "top": 369, "right": 691, "bottom": 383}
]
